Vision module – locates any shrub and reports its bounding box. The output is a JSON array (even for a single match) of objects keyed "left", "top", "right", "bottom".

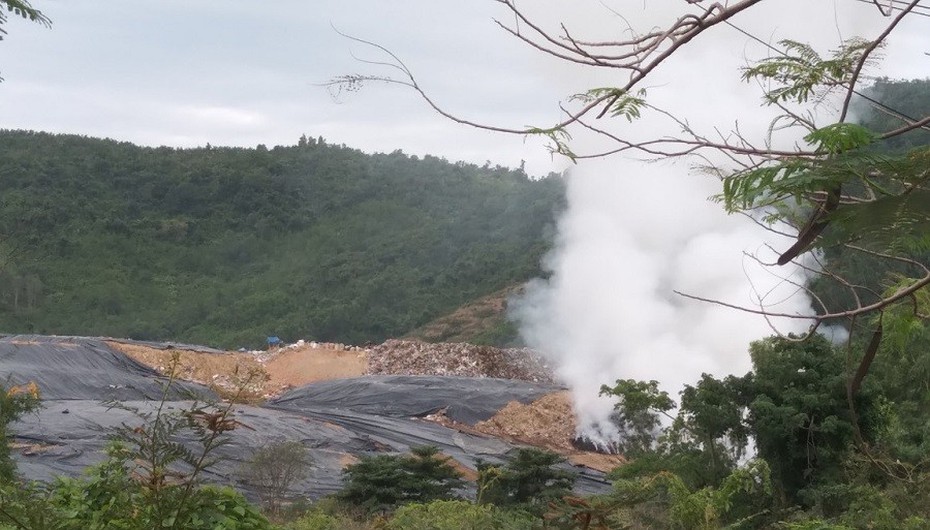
[
  {"left": 286, "top": 509, "right": 342, "bottom": 530},
  {"left": 1, "top": 381, "right": 41, "bottom": 483},
  {"left": 240, "top": 440, "right": 312, "bottom": 515},
  {"left": 386, "top": 500, "right": 537, "bottom": 530},
  {"left": 338, "top": 445, "right": 464, "bottom": 514},
  {"left": 477, "top": 448, "right": 576, "bottom": 510}
]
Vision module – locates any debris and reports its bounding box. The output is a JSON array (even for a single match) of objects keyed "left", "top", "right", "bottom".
[
  {"left": 367, "top": 340, "right": 554, "bottom": 383},
  {"left": 474, "top": 391, "right": 577, "bottom": 451}
]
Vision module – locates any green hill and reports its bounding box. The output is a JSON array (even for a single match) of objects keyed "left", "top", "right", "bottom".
[
  {"left": 404, "top": 286, "right": 522, "bottom": 346},
  {"left": 0, "top": 131, "right": 564, "bottom": 348}
]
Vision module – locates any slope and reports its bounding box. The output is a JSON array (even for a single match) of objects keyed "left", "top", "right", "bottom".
[{"left": 0, "top": 131, "right": 565, "bottom": 348}]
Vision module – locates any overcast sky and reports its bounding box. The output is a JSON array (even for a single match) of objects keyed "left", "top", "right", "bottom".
[{"left": 0, "top": 1, "right": 927, "bottom": 177}]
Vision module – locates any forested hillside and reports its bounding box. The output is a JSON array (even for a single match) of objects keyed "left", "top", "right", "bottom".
[{"left": 0, "top": 131, "right": 564, "bottom": 347}]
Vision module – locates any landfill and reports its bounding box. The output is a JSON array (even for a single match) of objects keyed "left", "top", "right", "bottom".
[{"left": 2, "top": 335, "right": 611, "bottom": 500}]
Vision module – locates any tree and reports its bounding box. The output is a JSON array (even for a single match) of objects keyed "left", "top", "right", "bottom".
[
  {"left": 746, "top": 335, "right": 872, "bottom": 504},
  {"left": 0, "top": 0, "right": 50, "bottom": 81},
  {"left": 599, "top": 379, "right": 676, "bottom": 456},
  {"left": 330, "top": 0, "right": 930, "bottom": 430},
  {"left": 476, "top": 448, "right": 576, "bottom": 510},
  {"left": 239, "top": 441, "right": 313, "bottom": 516},
  {"left": 338, "top": 446, "right": 464, "bottom": 514}
]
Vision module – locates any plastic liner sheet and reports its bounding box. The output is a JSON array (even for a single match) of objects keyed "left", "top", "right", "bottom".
[
  {"left": 0, "top": 335, "right": 213, "bottom": 401},
  {"left": 269, "top": 375, "right": 564, "bottom": 425},
  {"left": 13, "top": 400, "right": 609, "bottom": 499},
  {"left": 5, "top": 335, "right": 610, "bottom": 500}
]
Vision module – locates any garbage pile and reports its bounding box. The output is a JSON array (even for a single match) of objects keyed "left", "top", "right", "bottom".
[
  {"left": 474, "top": 391, "right": 577, "bottom": 451},
  {"left": 367, "top": 340, "right": 555, "bottom": 383},
  {"left": 251, "top": 339, "right": 369, "bottom": 364}
]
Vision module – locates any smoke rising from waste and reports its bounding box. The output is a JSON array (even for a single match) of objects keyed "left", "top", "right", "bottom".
[
  {"left": 509, "top": 0, "right": 898, "bottom": 441},
  {"left": 514, "top": 162, "right": 815, "bottom": 439}
]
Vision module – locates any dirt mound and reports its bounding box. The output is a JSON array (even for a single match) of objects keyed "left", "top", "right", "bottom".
[
  {"left": 262, "top": 343, "right": 367, "bottom": 390},
  {"left": 107, "top": 341, "right": 268, "bottom": 399},
  {"left": 367, "top": 339, "right": 554, "bottom": 383},
  {"left": 111, "top": 340, "right": 369, "bottom": 399},
  {"left": 475, "top": 391, "right": 576, "bottom": 451}
]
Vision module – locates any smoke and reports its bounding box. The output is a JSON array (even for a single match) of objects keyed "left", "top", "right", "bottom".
[
  {"left": 514, "top": 161, "right": 815, "bottom": 439},
  {"left": 508, "top": 0, "right": 893, "bottom": 441}
]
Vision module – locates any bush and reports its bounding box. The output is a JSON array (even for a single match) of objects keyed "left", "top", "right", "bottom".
[
  {"left": 338, "top": 446, "right": 464, "bottom": 514},
  {"left": 240, "top": 440, "right": 312, "bottom": 515},
  {"left": 477, "top": 448, "right": 576, "bottom": 510},
  {"left": 1, "top": 381, "right": 41, "bottom": 483},
  {"left": 386, "top": 500, "right": 537, "bottom": 530},
  {"left": 45, "top": 443, "right": 275, "bottom": 530},
  {"left": 286, "top": 510, "right": 341, "bottom": 530},
  {"left": 284, "top": 502, "right": 381, "bottom": 530}
]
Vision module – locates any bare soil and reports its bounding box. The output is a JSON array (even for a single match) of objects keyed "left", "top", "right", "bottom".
[
  {"left": 263, "top": 344, "right": 367, "bottom": 389},
  {"left": 109, "top": 341, "right": 270, "bottom": 399},
  {"left": 109, "top": 341, "right": 367, "bottom": 399}
]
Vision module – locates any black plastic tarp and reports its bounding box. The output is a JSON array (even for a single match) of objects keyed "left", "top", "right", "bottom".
[
  {"left": 269, "top": 374, "right": 563, "bottom": 425},
  {"left": 4, "top": 336, "right": 610, "bottom": 500},
  {"left": 0, "top": 335, "right": 213, "bottom": 401}
]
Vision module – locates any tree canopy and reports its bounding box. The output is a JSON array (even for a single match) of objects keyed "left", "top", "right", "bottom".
[{"left": 0, "top": 130, "right": 564, "bottom": 347}]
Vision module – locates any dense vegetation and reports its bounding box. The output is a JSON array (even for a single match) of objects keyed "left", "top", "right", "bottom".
[
  {"left": 808, "top": 79, "right": 930, "bottom": 322},
  {"left": 0, "top": 131, "right": 564, "bottom": 347}
]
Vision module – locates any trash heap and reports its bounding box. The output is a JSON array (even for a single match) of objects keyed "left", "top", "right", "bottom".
[
  {"left": 366, "top": 339, "right": 555, "bottom": 383},
  {"left": 251, "top": 339, "right": 369, "bottom": 364},
  {"left": 474, "top": 391, "right": 575, "bottom": 450}
]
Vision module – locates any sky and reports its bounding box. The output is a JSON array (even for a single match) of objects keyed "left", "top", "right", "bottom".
[
  {"left": 0, "top": 1, "right": 927, "bottom": 176},
  {"left": 0, "top": 0, "right": 566, "bottom": 176}
]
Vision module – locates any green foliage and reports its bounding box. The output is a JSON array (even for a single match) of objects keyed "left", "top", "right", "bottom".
[
  {"left": 596, "top": 328, "right": 930, "bottom": 528},
  {"left": 571, "top": 88, "right": 647, "bottom": 121},
  {"left": 802, "top": 78, "right": 930, "bottom": 319},
  {"left": 338, "top": 446, "right": 464, "bottom": 514},
  {"left": 527, "top": 127, "right": 577, "bottom": 161},
  {"left": 857, "top": 78, "right": 930, "bottom": 152},
  {"left": 476, "top": 448, "right": 576, "bottom": 510},
  {"left": 747, "top": 335, "right": 869, "bottom": 503},
  {"left": 803, "top": 123, "right": 876, "bottom": 155},
  {"left": 0, "top": 0, "right": 51, "bottom": 84},
  {"left": 779, "top": 521, "right": 855, "bottom": 530},
  {"left": 660, "top": 373, "right": 753, "bottom": 487},
  {"left": 285, "top": 510, "right": 343, "bottom": 530},
  {"left": 0, "top": 381, "right": 40, "bottom": 484},
  {"left": 0, "top": 0, "right": 50, "bottom": 39},
  {"left": 741, "top": 38, "right": 872, "bottom": 105},
  {"left": 386, "top": 500, "right": 536, "bottom": 530},
  {"left": 599, "top": 460, "right": 773, "bottom": 530},
  {"left": 599, "top": 379, "right": 675, "bottom": 455},
  {"left": 730, "top": 50, "right": 929, "bottom": 288},
  {"left": 47, "top": 452, "right": 271, "bottom": 529},
  {"left": 0, "top": 131, "right": 565, "bottom": 348}
]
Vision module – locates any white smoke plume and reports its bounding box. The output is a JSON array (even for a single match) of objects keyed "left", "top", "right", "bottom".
[
  {"left": 508, "top": 0, "right": 899, "bottom": 440},
  {"left": 514, "top": 160, "right": 815, "bottom": 439}
]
